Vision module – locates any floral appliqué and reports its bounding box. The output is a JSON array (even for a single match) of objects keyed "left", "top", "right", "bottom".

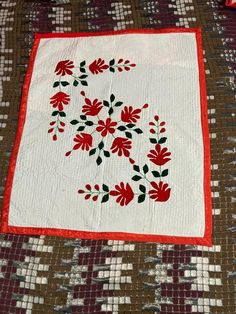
[
  {"left": 65, "top": 91, "right": 147, "bottom": 165},
  {"left": 48, "top": 58, "right": 136, "bottom": 141},
  {"left": 48, "top": 59, "right": 172, "bottom": 206},
  {"left": 78, "top": 114, "right": 172, "bottom": 206}
]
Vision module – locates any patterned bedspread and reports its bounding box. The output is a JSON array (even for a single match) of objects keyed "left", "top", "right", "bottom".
[{"left": 0, "top": 1, "right": 235, "bottom": 313}]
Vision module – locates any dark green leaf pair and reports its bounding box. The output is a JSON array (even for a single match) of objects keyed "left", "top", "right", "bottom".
[
  {"left": 53, "top": 81, "right": 69, "bottom": 87},
  {"left": 152, "top": 169, "right": 168, "bottom": 177}
]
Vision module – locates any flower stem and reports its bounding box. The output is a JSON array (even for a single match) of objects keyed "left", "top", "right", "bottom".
[{"left": 59, "top": 76, "right": 62, "bottom": 91}]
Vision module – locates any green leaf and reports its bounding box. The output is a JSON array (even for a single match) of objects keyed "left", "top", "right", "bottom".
[
  {"left": 161, "top": 169, "right": 169, "bottom": 177},
  {"left": 143, "top": 164, "right": 149, "bottom": 174},
  {"left": 79, "top": 75, "right": 88, "bottom": 79},
  {"left": 152, "top": 171, "right": 161, "bottom": 178},
  {"left": 103, "top": 150, "right": 110, "bottom": 157},
  {"left": 80, "top": 115, "right": 87, "bottom": 120},
  {"left": 59, "top": 111, "right": 66, "bottom": 117},
  {"left": 117, "top": 125, "right": 126, "bottom": 131},
  {"left": 109, "top": 67, "right": 115, "bottom": 73},
  {"left": 73, "top": 80, "right": 79, "bottom": 86},
  {"left": 134, "top": 128, "right": 143, "bottom": 134},
  {"left": 132, "top": 175, "right": 142, "bottom": 181},
  {"left": 81, "top": 80, "right": 88, "bottom": 86},
  {"left": 101, "top": 193, "right": 109, "bottom": 203},
  {"left": 126, "top": 124, "right": 135, "bottom": 128},
  {"left": 139, "top": 185, "right": 146, "bottom": 193},
  {"left": 133, "top": 165, "right": 140, "bottom": 172},
  {"left": 102, "top": 184, "right": 109, "bottom": 192},
  {"left": 53, "top": 81, "right": 60, "bottom": 88},
  {"left": 158, "top": 137, "right": 167, "bottom": 144},
  {"left": 77, "top": 126, "right": 85, "bottom": 131},
  {"left": 80, "top": 67, "right": 86, "bottom": 73},
  {"left": 138, "top": 194, "right": 146, "bottom": 203},
  {"left": 98, "top": 141, "right": 104, "bottom": 150},
  {"left": 149, "top": 138, "right": 158, "bottom": 144},
  {"left": 70, "top": 119, "right": 79, "bottom": 125},
  {"left": 109, "top": 59, "right": 115, "bottom": 66},
  {"left": 85, "top": 121, "right": 94, "bottom": 126},
  {"left": 61, "top": 81, "right": 69, "bottom": 86},
  {"left": 125, "top": 132, "right": 132, "bottom": 139},
  {"left": 52, "top": 111, "right": 59, "bottom": 116},
  {"left": 80, "top": 60, "right": 86, "bottom": 67},
  {"left": 108, "top": 107, "right": 114, "bottom": 115},
  {"left": 103, "top": 100, "right": 110, "bottom": 107},
  {"left": 96, "top": 156, "right": 102, "bottom": 165},
  {"left": 114, "top": 101, "right": 123, "bottom": 107},
  {"left": 110, "top": 94, "right": 115, "bottom": 102},
  {"left": 89, "top": 148, "right": 96, "bottom": 156}
]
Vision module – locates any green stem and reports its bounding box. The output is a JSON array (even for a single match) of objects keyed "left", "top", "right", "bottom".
[
  {"left": 87, "top": 190, "right": 107, "bottom": 195},
  {"left": 55, "top": 114, "right": 60, "bottom": 134},
  {"left": 59, "top": 76, "right": 62, "bottom": 91}
]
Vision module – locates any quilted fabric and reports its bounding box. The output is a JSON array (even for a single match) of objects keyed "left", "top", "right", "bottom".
[{"left": 0, "top": 1, "right": 235, "bottom": 313}]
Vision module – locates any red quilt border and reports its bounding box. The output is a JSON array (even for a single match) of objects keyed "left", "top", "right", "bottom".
[
  {"left": 225, "top": 0, "right": 236, "bottom": 8},
  {"left": 1, "top": 28, "right": 212, "bottom": 246}
]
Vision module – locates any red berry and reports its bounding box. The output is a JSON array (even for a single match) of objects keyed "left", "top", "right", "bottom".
[
  {"left": 65, "top": 151, "right": 71, "bottom": 157},
  {"left": 129, "top": 158, "right": 135, "bottom": 164},
  {"left": 160, "top": 128, "right": 166, "bottom": 133},
  {"left": 60, "top": 121, "right": 65, "bottom": 126},
  {"left": 85, "top": 184, "right": 91, "bottom": 190},
  {"left": 80, "top": 91, "right": 85, "bottom": 96},
  {"left": 53, "top": 134, "right": 57, "bottom": 141},
  {"left": 78, "top": 189, "right": 84, "bottom": 194},
  {"left": 85, "top": 194, "right": 91, "bottom": 200},
  {"left": 160, "top": 121, "right": 166, "bottom": 126},
  {"left": 149, "top": 122, "right": 155, "bottom": 126},
  {"left": 124, "top": 60, "right": 129, "bottom": 64},
  {"left": 143, "top": 103, "right": 149, "bottom": 109},
  {"left": 154, "top": 115, "right": 159, "bottom": 121},
  {"left": 58, "top": 128, "right": 64, "bottom": 133},
  {"left": 48, "top": 128, "right": 54, "bottom": 133},
  {"left": 118, "top": 67, "right": 123, "bottom": 72},
  {"left": 50, "top": 121, "right": 56, "bottom": 126},
  {"left": 92, "top": 195, "right": 98, "bottom": 201},
  {"left": 150, "top": 129, "right": 156, "bottom": 134},
  {"left": 118, "top": 58, "right": 123, "bottom": 63},
  {"left": 94, "top": 184, "right": 99, "bottom": 191},
  {"left": 124, "top": 67, "right": 130, "bottom": 71},
  {"left": 130, "top": 63, "right": 136, "bottom": 67}
]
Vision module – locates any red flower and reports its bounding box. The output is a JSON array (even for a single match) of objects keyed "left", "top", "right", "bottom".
[
  {"left": 73, "top": 133, "right": 93, "bottom": 151},
  {"left": 89, "top": 58, "right": 109, "bottom": 74},
  {"left": 110, "top": 182, "right": 134, "bottom": 206},
  {"left": 147, "top": 144, "right": 171, "bottom": 166},
  {"left": 121, "top": 106, "right": 141, "bottom": 123},
  {"left": 149, "top": 181, "right": 171, "bottom": 202},
  {"left": 82, "top": 97, "right": 103, "bottom": 116},
  {"left": 55, "top": 60, "right": 74, "bottom": 76},
  {"left": 96, "top": 118, "right": 117, "bottom": 137},
  {"left": 111, "top": 137, "right": 132, "bottom": 157},
  {"left": 50, "top": 92, "right": 70, "bottom": 111}
]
